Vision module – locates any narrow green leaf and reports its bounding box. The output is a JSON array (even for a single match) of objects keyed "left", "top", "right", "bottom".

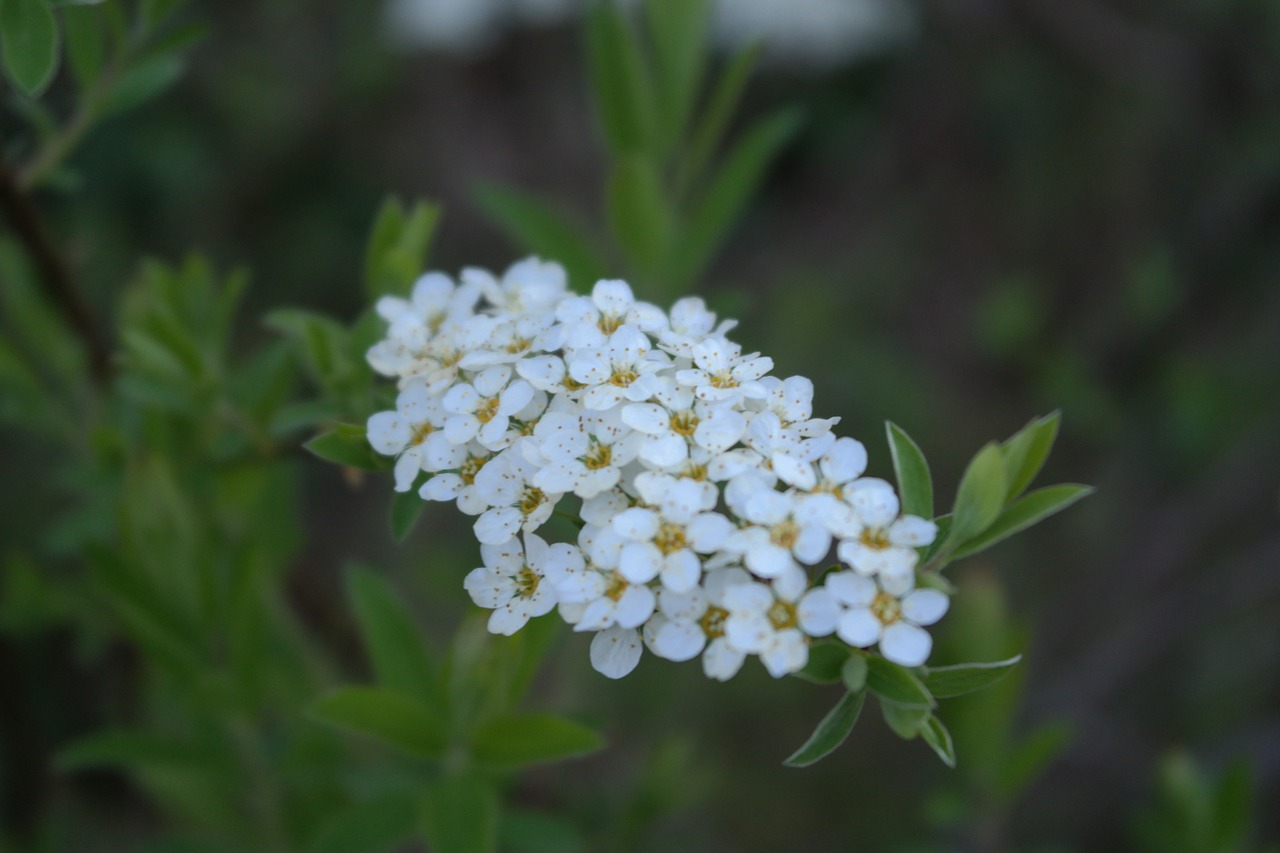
[
  {"left": 946, "top": 443, "right": 1008, "bottom": 548},
  {"left": 305, "top": 427, "right": 393, "bottom": 472},
  {"left": 56, "top": 730, "right": 218, "bottom": 773},
  {"left": 996, "top": 721, "right": 1073, "bottom": 798},
  {"left": 922, "top": 655, "right": 1022, "bottom": 698},
  {"left": 951, "top": 484, "right": 1093, "bottom": 560},
  {"left": 681, "top": 41, "right": 762, "bottom": 195},
  {"left": 309, "top": 687, "right": 447, "bottom": 759},
  {"left": 1000, "top": 411, "right": 1060, "bottom": 502},
  {"left": 390, "top": 486, "right": 428, "bottom": 542},
  {"left": 347, "top": 568, "right": 438, "bottom": 703},
  {"left": 365, "top": 199, "right": 441, "bottom": 298},
  {"left": 606, "top": 153, "right": 671, "bottom": 275},
  {"left": 674, "top": 108, "right": 802, "bottom": 286},
  {"left": 1210, "top": 760, "right": 1253, "bottom": 848},
  {"left": 644, "top": 0, "right": 710, "bottom": 151},
  {"left": 1, "top": 0, "right": 60, "bottom": 97},
  {"left": 423, "top": 774, "right": 499, "bottom": 853},
  {"left": 471, "top": 714, "right": 604, "bottom": 769},
  {"left": 865, "top": 655, "right": 934, "bottom": 709},
  {"left": 841, "top": 654, "right": 868, "bottom": 693},
  {"left": 879, "top": 698, "right": 930, "bottom": 739},
  {"left": 100, "top": 52, "right": 184, "bottom": 115},
  {"left": 498, "top": 809, "right": 587, "bottom": 853},
  {"left": 585, "top": 3, "right": 657, "bottom": 155},
  {"left": 60, "top": 5, "right": 104, "bottom": 87},
  {"left": 783, "top": 690, "right": 865, "bottom": 767},
  {"left": 921, "top": 715, "right": 957, "bottom": 768},
  {"left": 472, "top": 185, "right": 607, "bottom": 288},
  {"left": 306, "top": 792, "right": 418, "bottom": 853},
  {"left": 363, "top": 198, "right": 406, "bottom": 294},
  {"left": 794, "top": 642, "right": 848, "bottom": 684},
  {"left": 886, "top": 421, "right": 933, "bottom": 518},
  {"left": 87, "top": 546, "right": 202, "bottom": 677}
]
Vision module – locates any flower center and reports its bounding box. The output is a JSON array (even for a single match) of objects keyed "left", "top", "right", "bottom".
[
  {"left": 709, "top": 371, "right": 737, "bottom": 390},
  {"left": 518, "top": 486, "right": 547, "bottom": 516},
  {"left": 812, "top": 480, "right": 843, "bottom": 499},
  {"left": 609, "top": 368, "right": 638, "bottom": 388},
  {"left": 604, "top": 571, "right": 629, "bottom": 601},
  {"left": 871, "top": 591, "right": 902, "bottom": 626},
  {"left": 860, "top": 528, "right": 890, "bottom": 550},
  {"left": 475, "top": 396, "right": 501, "bottom": 424},
  {"left": 459, "top": 454, "right": 487, "bottom": 485},
  {"left": 653, "top": 522, "right": 687, "bottom": 555},
  {"left": 438, "top": 349, "right": 463, "bottom": 368},
  {"left": 563, "top": 376, "right": 587, "bottom": 392},
  {"left": 427, "top": 311, "right": 446, "bottom": 333},
  {"left": 681, "top": 462, "right": 708, "bottom": 481},
  {"left": 767, "top": 599, "right": 798, "bottom": 631},
  {"left": 598, "top": 313, "right": 624, "bottom": 335},
  {"left": 669, "top": 410, "right": 699, "bottom": 436},
  {"left": 582, "top": 440, "right": 613, "bottom": 471},
  {"left": 770, "top": 519, "right": 800, "bottom": 550},
  {"left": 409, "top": 421, "right": 435, "bottom": 446},
  {"left": 505, "top": 336, "right": 533, "bottom": 354},
  {"left": 699, "top": 605, "right": 728, "bottom": 639},
  {"left": 515, "top": 566, "right": 540, "bottom": 599}
]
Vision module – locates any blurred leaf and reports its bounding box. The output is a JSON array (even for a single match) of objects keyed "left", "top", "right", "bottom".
[
  {"left": 309, "top": 687, "right": 447, "bottom": 759},
  {"left": 841, "top": 654, "right": 868, "bottom": 693},
  {"left": 60, "top": 4, "right": 104, "bottom": 87},
  {"left": 305, "top": 426, "right": 391, "bottom": 471},
  {"left": 470, "top": 713, "right": 604, "bottom": 769},
  {"left": 922, "top": 655, "right": 1022, "bottom": 698},
  {"left": 1, "top": 0, "right": 60, "bottom": 97},
  {"left": 879, "top": 698, "right": 929, "bottom": 739},
  {"left": 472, "top": 185, "right": 607, "bottom": 288},
  {"left": 306, "top": 791, "right": 418, "bottom": 853},
  {"left": 140, "top": 0, "right": 184, "bottom": 26},
  {"left": 585, "top": 2, "right": 657, "bottom": 155},
  {"left": 783, "top": 689, "right": 865, "bottom": 768},
  {"left": 681, "top": 41, "right": 762, "bottom": 195},
  {"left": 644, "top": 0, "right": 710, "bottom": 152},
  {"left": 364, "top": 198, "right": 441, "bottom": 299},
  {"left": 945, "top": 443, "right": 1007, "bottom": 549},
  {"left": 999, "top": 411, "right": 1060, "bottom": 503},
  {"left": 673, "top": 108, "right": 802, "bottom": 287},
  {"left": 886, "top": 421, "right": 933, "bottom": 518},
  {"left": 265, "top": 308, "right": 356, "bottom": 393},
  {"left": 606, "top": 153, "right": 670, "bottom": 276},
  {"left": 56, "top": 730, "right": 218, "bottom": 773},
  {"left": 794, "top": 641, "right": 848, "bottom": 684},
  {"left": 100, "top": 52, "right": 184, "bottom": 115},
  {"left": 498, "top": 809, "right": 586, "bottom": 853},
  {"left": 1210, "top": 760, "right": 1252, "bottom": 849},
  {"left": 951, "top": 484, "right": 1093, "bottom": 560},
  {"left": 921, "top": 715, "right": 956, "bottom": 768},
  {"left": 422, "top": 774, "right": 499, "bottom": 853},
  {"left": 997, "top": 721, "right": 1072, "bottom": 799},
  {"left": 865, "top": 655, "right": 934, "bottom": 709},
  {"left": 347, "top": 567, "right": 439, "bottom": 704},
  {"left": 390, "top": 487, "right": 428, "bottom": 542}
]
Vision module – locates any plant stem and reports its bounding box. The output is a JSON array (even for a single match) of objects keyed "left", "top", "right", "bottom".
[{"left": 0, "top": 151, "right": 112, "bottom": 384}]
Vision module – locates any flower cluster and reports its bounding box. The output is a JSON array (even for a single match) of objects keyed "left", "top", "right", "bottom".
[{"left": 366, "top": 259, "right": 948, "bottom": 679}]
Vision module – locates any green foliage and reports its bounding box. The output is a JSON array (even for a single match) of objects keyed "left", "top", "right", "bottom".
[
  {"left": 423, "top": 774, "right": 500, "bottom": 853},
  {"left": 783, "top": 690, "right": 865, "bottom": 767},
  {"left": 886, "top": 421, "right": 933, "bottom": 518},
  {"left": 1133, "top": 754, "right": 1274, "bottom": 853},
  {"left": 921, "top": 656, "right": 1022, "bottom": 698},
  {"left": 364, "top": 197, "right": 441, "bottom": 299},
  {"left": 1, "top": 0, "right": 60, "bottom": 96},
  {"left": 309, "top": 687, "right": 449, "bottom": 759},
  {"left": 470, "top": 713, "right": 605, "bottom": 769}
]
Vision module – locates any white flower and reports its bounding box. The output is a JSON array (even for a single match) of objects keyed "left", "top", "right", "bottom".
[
  {"left": 589, "top": 624, "right": 644, "bottom": 679},
  {"left": 566, "top": 324, "right": 668, "bottom": 411},
  {"left": 529, "top": 408, "right": 642, "bottom": 499},
  {"left": 418, "top": 444, "right": 495, "bottom": 515},
  {"left": 556, "top": 279, "right": 668, "bottom": 350},
  {"left": 464, "top": 533, "right": 572, "bottom": 635},
  {"left": 620, "top": 378, "right": 746, "bottom": 468},
  {"left": 723, "top": 488, "right": 832, "bottom": 579},
  {"left": 656, "top": 296, "right": 737, "bottom": 359},
  {"left": 442, "top": 365, "right": 535, "bottom": 450},
  {"left": 366, "top": 383, "right": 464, "bottom": 492},
  {"left": 722, "top": 569, "right": 841, "bottom": 678},
  {"left": 675, "top": 337, "right": 773, "bottom": 405},
  {"left": 464, "top": 257, "right": 567, "bottom": 318},
  {"left": 471, "top": 452, "right": 563, "bottom": 544},
  {"left": 648, "top": 568, "right": 751, "bottom": 681},
  {"left": 828, "top": 572, "right": 949, "bottom": 667},
  {"left": 608, "top": 481, "right": 733, "bottom": 593},
  {"left": 756, "top": 375, "right": 839, "bottom": 439},
  {"left": 834, "top": 478, "right": 937, "bottom": 584}
]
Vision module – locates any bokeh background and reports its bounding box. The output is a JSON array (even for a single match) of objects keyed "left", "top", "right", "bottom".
[{"left": 3, "top": 0, "right": 1279, "bottom": 849}]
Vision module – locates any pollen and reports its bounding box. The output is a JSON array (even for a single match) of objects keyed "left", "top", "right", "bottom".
[
  {"left": 604, "top": 571, "right": 629, "bottom": 601},
  {"left": 505, "top": 337, "right": 533, "bottom": 354},
  {"left": 459, "top": 455, "right": 487, "bottom": 485},
  {"left": 860, "top": 528, "right": 890, "bottom": 550},
  {"left": 653, "top": 522, "right": 687, "bottom": 555},
  {"left": 582, "top": 440, "right": 613, "bottom": 470},
  {"left": 515, "top": 566, "right": 540, "bottom": 598},
  {"left": 870, "top": 591, "right": 902, "bottom": 626},
  {"left": 475, "top": 396, "right": 501, "bottom": 423},
  {"left": 609, "top": 368, "right": 638, "bottom": 387},
  {"left": 669, "top": 410, "right": 699, "bottom": 436},
  {"left": 767, "top": 599, "right": 798, "bottom": 631},
  {"left": 409, "top": 422, "right": 435, "bottom": 446},
  {"left": 709, "top": 371, "right": 738, "bottom": 390},
  {"left": 518, "top": 486, "right": 546, "bottom": 516},
  {"left": 700, "top": 605, "right": 728, "bottom": 639},
  {"left": 770, "top": 519, "right": 800, "bottom": 550},
  {"left": 598, "top": 313, "right": 624, "bottom": 335}
]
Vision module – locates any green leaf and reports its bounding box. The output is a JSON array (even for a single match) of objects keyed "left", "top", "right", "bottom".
[
  {"left": 681, "top": 41, "right": 762, "bottom": 195},
  {"left": 306, "top": 792, "right": 418, "bottom": 853},
  {"left": 347, "top": 568, "right": 438, "bottom": 704},
  {"left": 1, "top": 0, "right": 59, "bottom": 97},
  {"left": 305, "top": 426, "right": 393, "bottom": 472},
  {"left": 794, "top": 642, "right": 848, "bottom": 684},
  {"left": 472, "top": 185, "right": 607, "bottom": 288},
  {"left": 879, "top": 698, "right": 930, "bottom": 739},
  {"left": 921, "top": 715, "right": 957, "bottom": 768},
  {"left": 60, "top": 5, "right": 104, "bottom": 87},
  {"left": 422, "top": 774, "right": 499, "bottom": 853},
  {"left": 886, "top": 421, "right": 932, "bottom": 518},
  {"left": 922, "top": 655, "right": 1022, "bottom": 698},
  {"left": 390, "top": 486, "right": 428, "bottom": 542},
  {"left": 606, "top": 153, "right": 671, "bottom": 276},
  {"left": 945, "top": 442, "right": 1008, "bottom": 548},
  {"left": 1000, "top": 411, "right": 1060, "bottom": 502},
  {"left": 498, "top": 809, "right": 586, "bottom": 853},
  {"left": 841, "top": 654, "right": 868, "bottom": 693},
  {"left": 100, "top": 52, "right": 184, "bottom": 115},
  {"left": 644, "top": 0, "right": 710, "bottom": 151},
  {"left": 674, "top": 107, "right": 802, "bottom": 286},
  {"left": 951, "top": 484, "right": 1093, "bottom": 560},
  {"left": 363, "top": 198, "right": 441, "bottom": 299},
  {"left": 309, "top": 687, "right": 447, "bottom": 759},
  {"left": 783, "top": 689, "right": 865, "bottom": 768},
  {"left": 471, "top": 714, "right": 604, "bottom": 769},
  {"left": 996, "top": 721, "right": 1072, "bottom": 799},
  {"left": 865, "top": 655, "right": 934, "bottom": 709},
  {"left": 585, "top": 3, "right": 657, "bottom": 155},
  {"left": 56, "top": 730, "right": 219, "bottom": 773}
]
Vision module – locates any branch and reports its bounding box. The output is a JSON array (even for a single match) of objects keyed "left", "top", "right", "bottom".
[{"left": 0, "top": 151, "right": 112, "bottom": 384}]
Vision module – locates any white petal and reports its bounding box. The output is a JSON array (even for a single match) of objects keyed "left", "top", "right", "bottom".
[
  {"left": 474, "top": 507, "right": 522, "bottom": 545},
  {"left": 773, "top": 453, "right": 817, "bottom": 491},
  {"left": 589, "top": 626, "right": 643, "bottom": 679},
  {"left": 618, "top": 542, "right": 661, "bottom": 584},
  {"left": 463, "top": 568, "right": 511, "bottom": 609},
  {"left": 837, "top": 608, "right": 882, "bottom": 647},
  {"left": 880, "top": 623, "right": 933, "bottom": 667},
  {"left": 611, "top": 507, "right": 661, "bottom": 541},
  {"left": 473, "top": 365, "right": 512, "bottom": 398},
  {"left": 367, "top": 411, "right": 410, "bottom": 454},
  {"left": 614, "top": 584, "right": 656, "bottom": 628},
  {"left": 583, "top": 385, "right": 626, "bottom": 411},
  {"left": 824, "top": 571, "right": 876, "bottom": 606},
  {"left": 487, "top": 605, "right": 529, "bottom": 636},
  {"left": 653, "top": 621, "right": 705, "bottom": 662},
  {"left": 792, "top": 524, "right": 831, "bottom": 565},
  {"left": 685, "top": 513, "right": 733, "bottom": 553},
  {"left": 660, "top": 550, "right": 701, "bottom": 594},
  {"left": 442, "top": 384, "right": 480, "bottom": 415},
  {"left": 821, "top": 437, "right": 868, "bottom": 484},
  {"left": 889, "top": 515, "right": 939, "bottom": 548},
  {"left": 420, "top": 473, "right": 462, "bottom": 501},
  {"left": 497, "top": 380, "right": 534, "bottom": 416},
  {"left": 703, "top": 638, "right": 746, "bottom": 681},
  {"left": 745, "top": 543, "right": 793, "bottom": 579},
  {"left": 640, "top": 433, "right": 688, "bottom": 467},
  {"left": 592, "top": 279, "right": 634, "bottom": 315},
  {"left": 393, "top": 452, "right": 423, "bottom": 493},
  {"left": 901, "top": 588, "right": 949, "bottom": 626},
  {"left": 621, "top": 403, "right": 670, "bottom": 435},
  {"left": 797, "top": 588, "right": 841, "bottom": 637},
  {"left": 760, "top": 630, "right": 807, "bottom": 678},
  {"left": 724, "top": 613, "right": 770, "bottom": 654},
  {"left": 693, "top": 409, "right": 745, "bottom": 454}
]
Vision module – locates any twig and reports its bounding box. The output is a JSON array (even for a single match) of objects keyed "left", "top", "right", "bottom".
[{"left": 0, "top": 150, "right": 112, "bottom": 384}]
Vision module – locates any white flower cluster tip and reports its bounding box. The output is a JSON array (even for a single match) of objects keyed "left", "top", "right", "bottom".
[{"left": 366, "top": 259, "right": 948, "bottom": 679}]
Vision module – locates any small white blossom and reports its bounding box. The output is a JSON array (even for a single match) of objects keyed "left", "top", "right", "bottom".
[
  {"left": 464, "top": 533, "right": 572, "bottom": 635},
  {"left": 828, "top": 572, "right": 949, "bottom": 667}
]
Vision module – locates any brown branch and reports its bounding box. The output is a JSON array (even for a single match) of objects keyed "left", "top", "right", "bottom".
[{"left": 0, "top": 151, "right": 112, "bottom": 384}]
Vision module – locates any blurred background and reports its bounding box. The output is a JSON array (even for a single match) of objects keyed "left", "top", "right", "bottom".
[{"left": 3, "top": 0, "right": 1279, "bottom": 850}]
